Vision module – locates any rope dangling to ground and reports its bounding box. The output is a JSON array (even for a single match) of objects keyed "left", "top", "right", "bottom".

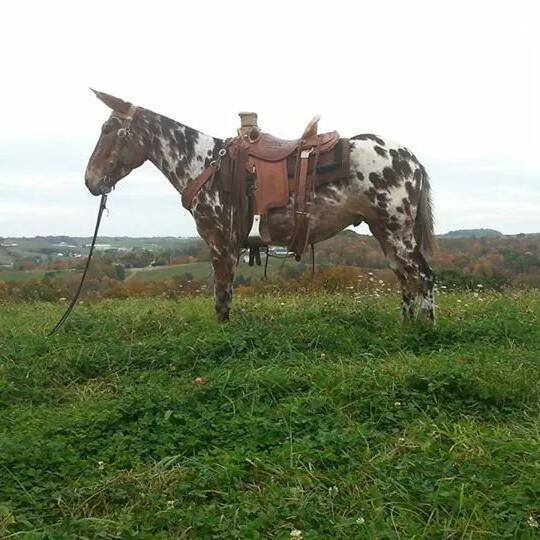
[{"left": 48, "top": 194, "right": 108, "bottom": 336}]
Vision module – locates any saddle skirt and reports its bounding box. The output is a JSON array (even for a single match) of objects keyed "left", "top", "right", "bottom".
[{"left": 241, "top": 131, "right": 345, "bottom": 215}]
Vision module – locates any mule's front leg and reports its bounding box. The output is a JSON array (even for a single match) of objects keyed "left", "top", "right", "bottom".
[{"left": 210, "top": 246, "right": 237, "bottom": 322}]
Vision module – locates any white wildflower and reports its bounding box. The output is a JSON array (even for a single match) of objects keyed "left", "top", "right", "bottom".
[
  {"left": 394, "top": 401, "right": 402, "bottom": 407},
  {"left": 167, "top": 500, "right": 175, "bottom": 509},
  {"left": 97, "top": 461, "right": 105, "bottom": 470},
  {"left": 528, "top": 515, "right": 539, "bottom": 528},
  {"left": 356, "top": 517, "right": 365, "bottom": 525},
  {"left": 328, "top": 485, "right": 339, "bottom": 496},
  {"left": 290, "top": 529, "right": 303, "bottom": 539}
]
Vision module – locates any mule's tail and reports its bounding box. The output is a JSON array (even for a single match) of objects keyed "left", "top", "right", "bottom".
[{"left": 414, "top": 167, "right": 435, "bottom": 255}]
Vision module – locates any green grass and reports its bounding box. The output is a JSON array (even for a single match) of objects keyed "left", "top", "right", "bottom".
[
  {"left": 0, "top": 257, "right": 295, "bottom": 283},
  {"left": 0, "top": 269, "right": 50, "bottom": 281},
  {"left": 1, "top": 291, "right": 539, "bottom": 538},
  {"left": 0, "top": 269, "right": 75, "bottom": 282},
  {"left": 127, "top": 258, "right": 303, "bottom": 282},
  {"left": 126, "top": 261, "right": 213, "bottom": 281}
]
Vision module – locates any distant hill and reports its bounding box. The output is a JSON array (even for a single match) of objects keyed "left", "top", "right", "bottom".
[{"left": 443, "top": 229, "right": 503, "bottom": 238}]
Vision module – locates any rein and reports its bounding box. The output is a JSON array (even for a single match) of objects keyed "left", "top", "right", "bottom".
[
  {"left": 48, "top": 194, "right": 108, "bottom": 335},
  {"left": 49, "top": 104, "right": 138, "bottom": 335}
]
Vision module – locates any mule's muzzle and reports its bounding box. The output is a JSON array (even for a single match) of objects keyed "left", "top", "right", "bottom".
[{"left": 85, "top": 170, "right": 110, "bottom": 196}]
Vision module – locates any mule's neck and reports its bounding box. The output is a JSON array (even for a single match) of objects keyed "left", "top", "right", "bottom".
[{"left": 139, "top": 109, "right": 224, "bottom": 194}]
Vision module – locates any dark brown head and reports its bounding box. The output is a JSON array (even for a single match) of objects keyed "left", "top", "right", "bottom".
[{"left": 85, "top": 90, "right": 147, "bottom": 196}]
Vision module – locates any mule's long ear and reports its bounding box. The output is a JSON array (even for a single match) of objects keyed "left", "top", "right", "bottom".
[{"left": 91, "top": 89, "right": 131, "bottom": 114}]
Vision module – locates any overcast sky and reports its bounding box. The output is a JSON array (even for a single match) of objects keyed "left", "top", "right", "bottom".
[{"left": 1, "top": 0, "right": 538, "bottom": 237}]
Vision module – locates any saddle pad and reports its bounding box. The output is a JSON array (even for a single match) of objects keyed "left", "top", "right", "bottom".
[{"left": 286, "top": 138, "right": 350, "bottom": 188}]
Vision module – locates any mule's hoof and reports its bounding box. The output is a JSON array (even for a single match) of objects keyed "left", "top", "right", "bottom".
[{"left": 216, "top": 312, "right": 230, "bottom": 323}]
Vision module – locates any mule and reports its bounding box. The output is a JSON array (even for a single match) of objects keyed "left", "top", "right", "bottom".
[{"left": 85, "top": 91, "right": 435, "bottom": 322}]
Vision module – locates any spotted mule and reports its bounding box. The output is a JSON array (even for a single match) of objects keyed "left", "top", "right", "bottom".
[{"left": 85, "top": 91, "right": 435, "bottom": 322}]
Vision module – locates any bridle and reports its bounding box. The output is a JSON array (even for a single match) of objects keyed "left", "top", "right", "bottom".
[
  {"left": 49, "top": 104, "right": 139, "bottom": 335},
  {"left": 101, "top": 104, "right": 139, "bottom": 193}
]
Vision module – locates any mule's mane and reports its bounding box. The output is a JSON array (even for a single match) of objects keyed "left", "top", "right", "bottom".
[
  {"left": 124, "top": 105, "right": 221, "bottom": 145},
  {"left": 121, "top": 105, "right": 224, "bottom": 194}
]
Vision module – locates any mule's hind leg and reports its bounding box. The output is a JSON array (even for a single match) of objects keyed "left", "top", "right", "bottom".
[
  {"left": 370, "top": 225, "right": 435, "bottom": 322},
  {"left": 411, "top": 246, "right": 436, "bottom": 322}
]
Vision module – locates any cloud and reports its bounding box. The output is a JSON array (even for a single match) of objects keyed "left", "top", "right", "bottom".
[
  {"left": 1, "top": 156, "right": 538, "bottom": 237},
  {"left": 0, "top": 167, "right": 198, "bottom": 237},
  {"left": 1, "top": 0, "right": 538, "bottom": 236}
]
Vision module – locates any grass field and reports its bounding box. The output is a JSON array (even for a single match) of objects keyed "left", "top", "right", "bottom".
[
  {"left": 127, "top": 258, "right": 305, "bottom": 283},
  {"left": 0, "top": 269, "right": 76, "bottom": 282},
  {"left": 0, "top": 269, "right": 50, "bottom": 281},
  {"left": 0, "top": 258, "right": 299, "bottom": 283},
  {"left": 1, "top": 291, "right": 539, "bottom": 538},
  {"left": 126, "top": 262, "right": 214, "bottom": 281}
]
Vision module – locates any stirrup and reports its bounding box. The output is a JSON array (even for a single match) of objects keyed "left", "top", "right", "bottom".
[{"left": 247, "top": 214, "right": 264, "bottom": 247}]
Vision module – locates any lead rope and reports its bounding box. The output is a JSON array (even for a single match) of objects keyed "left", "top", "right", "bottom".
[{"left": 48, "top": 194, "right": 108, "bottom": 336}]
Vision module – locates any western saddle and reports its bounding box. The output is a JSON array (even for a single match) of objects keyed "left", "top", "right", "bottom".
[{"left": 182, "top": 112, "right": 350, "bottom": 260}]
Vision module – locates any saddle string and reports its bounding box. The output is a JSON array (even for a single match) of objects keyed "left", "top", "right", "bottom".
[
  {"left": 263, "top": 247, "right": 269, "bottom": 279},
  {"left": 48, "top": 194, "right": 108, "bottom": 335}
]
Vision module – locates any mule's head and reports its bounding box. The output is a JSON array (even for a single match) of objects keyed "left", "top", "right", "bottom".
[{"left": 85, "top": 90, "right": 147, "bottom": 195}]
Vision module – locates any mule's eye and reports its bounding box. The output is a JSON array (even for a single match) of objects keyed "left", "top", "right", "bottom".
[{"left": 102, "top": 123, "right": 112, "bottom": 134}]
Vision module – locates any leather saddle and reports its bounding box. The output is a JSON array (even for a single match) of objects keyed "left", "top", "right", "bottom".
[
  {"left": 238, "top": 117, "right": 348, "bottom": 256},
  {"left": 182, "top": 115, "right": 350, "bottom": 260},
  {"left": 244, "top": 130, "right": 339, "bottom": 212}
]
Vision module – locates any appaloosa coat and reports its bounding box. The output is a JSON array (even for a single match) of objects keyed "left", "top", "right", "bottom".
[{"left": 85, "top": 91, "right": 435, "bottom": 322}]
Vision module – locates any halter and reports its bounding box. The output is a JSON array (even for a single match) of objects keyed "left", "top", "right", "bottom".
[
  {"left": 111, "top": 104, "right": 139, "bottom": 136},
  {"left": 49, "top": 104, "right": 139, "bottom": 334},
  {"left": 102, "top": 104, "right": 140, "bottom": 191}
]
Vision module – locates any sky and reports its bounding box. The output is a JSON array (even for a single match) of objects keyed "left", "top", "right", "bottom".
[{"left": 1, "top": 0, "right": 539, "bottom": 237}]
